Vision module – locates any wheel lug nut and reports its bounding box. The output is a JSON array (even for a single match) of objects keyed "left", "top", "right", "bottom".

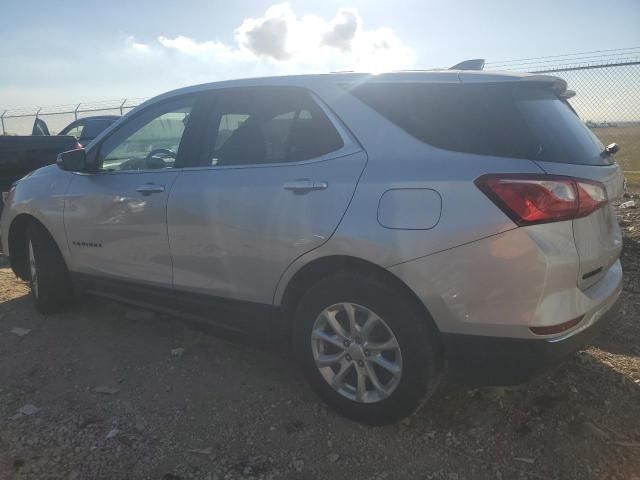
[
  {"left": 346, "top": 354, "right": 352, "bottom": 361},
  {"left": 364, "top": 350, "right": 370, "bottom": 356},
  {"left": 357, "top": 360, "right": 364, "bottom": 367},
  {"left": 343, "top": 340, "right": 350, "bottom": 347}
]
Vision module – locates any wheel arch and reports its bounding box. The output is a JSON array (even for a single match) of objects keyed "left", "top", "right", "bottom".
[
  {"left": 8, "top": 214, "right": 62, "bottom": 280},
  {"left": 279, "top": 255, "right": 440, "bottom": 335}
]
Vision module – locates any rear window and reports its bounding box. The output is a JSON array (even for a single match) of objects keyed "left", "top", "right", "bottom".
[{"left": 347, "top": 82, "right": 608, "bottom": 165}]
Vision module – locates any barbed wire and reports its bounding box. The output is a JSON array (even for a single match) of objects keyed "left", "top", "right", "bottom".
[
  {"left": 488, "top": 53, "right": 640, "bottom": 73},
  {"left": 1, "top": 98, "right": 147, "bottom": 118},
  {"left": 486, "top": 46, "right": 640, "bottom": 67}
]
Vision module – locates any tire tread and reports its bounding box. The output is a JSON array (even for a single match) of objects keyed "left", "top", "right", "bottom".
[
  {"left": 27, "top": 223, "right": 73, "bottom": 313},
  {"left": 292, "top": 270, "right": 443, "bottom": 425}
]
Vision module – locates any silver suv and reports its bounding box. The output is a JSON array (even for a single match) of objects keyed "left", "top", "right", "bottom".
[{"left": 0, "top": 70, "right": 624, "bottom": 424}]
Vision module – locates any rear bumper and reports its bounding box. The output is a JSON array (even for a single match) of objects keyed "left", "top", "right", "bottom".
[{"left": 442, "top": 293, "right": 621, "bottom": 385}]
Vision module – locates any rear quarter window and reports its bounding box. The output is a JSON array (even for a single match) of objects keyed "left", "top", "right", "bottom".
[{"left": 347, "top": 82, "right": 608, "bottom": 166}]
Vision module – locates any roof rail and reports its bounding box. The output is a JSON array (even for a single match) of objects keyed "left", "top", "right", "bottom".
[{"left": 449, "top": 59, "right": 485, "bottom": 71}]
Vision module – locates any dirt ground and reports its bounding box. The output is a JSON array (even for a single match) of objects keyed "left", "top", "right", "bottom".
[{"left": 0, "top": 195, "right": 639, "bottom": 480}]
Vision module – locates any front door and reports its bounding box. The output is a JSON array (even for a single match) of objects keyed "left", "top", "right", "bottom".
[
  {"left": 168, "top": 86, "right": 366, "bottom": 304},
  {"left": 64, "top": 96, "right": 198, "bottom": 286}
]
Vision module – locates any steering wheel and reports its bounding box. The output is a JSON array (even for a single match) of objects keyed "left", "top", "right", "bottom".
[
  {"left": 146, "top": 148, "right": 176, "bottom": 161},
  {"left": 117, "top": 148, "right": 177, "bottom": 171},
  {"left": 144, "top": 148, "right": 176, "bottom": 168}
]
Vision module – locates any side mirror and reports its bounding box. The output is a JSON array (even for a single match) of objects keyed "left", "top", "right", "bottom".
[{"left": 57, "top": 148, "right": 87, "bottom": 172}]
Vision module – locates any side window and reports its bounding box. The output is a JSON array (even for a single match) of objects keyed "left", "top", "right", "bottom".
[
  {"left": 81, "top": 119, "right": 114, "bottom": 140},
  {"left": 215, "top": 114, "right": 250, "bottom": 152},
  {"left": 99, "top": 98, "right": 194, "bottom": 171},
  {"left": 205, "top": 87, "right": 344, "bottom": 167},
  {"left": 61, "top": 123, "right": 84, "bottom": 139}
]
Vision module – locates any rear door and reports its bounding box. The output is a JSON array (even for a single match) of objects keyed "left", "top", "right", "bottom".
[{"left": 168, "top": 86, "right": 366, "bottom": 305}]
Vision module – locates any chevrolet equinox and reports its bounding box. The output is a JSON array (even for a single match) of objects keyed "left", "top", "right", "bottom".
[{"left": 0, "top": 69, "right": 624, "bottom": 424}]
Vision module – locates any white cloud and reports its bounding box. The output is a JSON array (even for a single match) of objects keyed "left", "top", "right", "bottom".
[
  {"left": 139, "top": 3, "right": 416, "bottom": 73},
  {"left": 157, "top": 35, "right": 235, "bottom": 58},
  {"left": 321, "top": 9, "right": 360, "bottom": 52},
  {"left": 235, "top": 3, "right": 294, "bottom": 61},
  {"left": 126, "top": 36, "right": 151, "bottom": 54},
  {"left": 0, "top": 3, "right": 416, "bottom": 112}
]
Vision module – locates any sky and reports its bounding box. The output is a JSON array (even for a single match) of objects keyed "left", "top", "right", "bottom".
[{"left": 0, "top": 0, "right": 639, "bottom": 110}]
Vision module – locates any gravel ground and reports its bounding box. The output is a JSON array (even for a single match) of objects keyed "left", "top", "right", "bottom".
[{"left": 0, "top": 194, "right": 639, "bottom": 480}]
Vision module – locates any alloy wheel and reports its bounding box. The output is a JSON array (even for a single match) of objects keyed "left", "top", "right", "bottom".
[{"left": 311, "top": 302, "right": 403, "bottom": 403}]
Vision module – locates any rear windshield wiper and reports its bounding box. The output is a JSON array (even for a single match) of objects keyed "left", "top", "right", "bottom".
[{"left": 601, "top": 143, "right": 620, "bottom": 157}]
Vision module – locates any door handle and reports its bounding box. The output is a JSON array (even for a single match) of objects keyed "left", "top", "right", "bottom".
[
  {"left": 136, "top": 183, "right": 165, "bottom": 195},
  {"left": 282, "top": 179, "right": 328, "bottom": 193}
]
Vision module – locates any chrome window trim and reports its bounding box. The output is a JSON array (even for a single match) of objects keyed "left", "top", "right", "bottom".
[
  {"left": 73, "top": 168, "right": 181, "bottom": 176},
  {"left": 179, "top": 147, "right": 361, "bottom": 173}
]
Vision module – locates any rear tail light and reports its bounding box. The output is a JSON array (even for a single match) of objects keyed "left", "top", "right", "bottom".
[{"left": 475, "top": 174, "right": 607, "bottom": 226}]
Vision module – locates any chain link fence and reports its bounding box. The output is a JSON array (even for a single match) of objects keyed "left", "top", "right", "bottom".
[
  {"left": 0, "top": 98, "right": 145, "bottom": 137},
  {"left": 534, "top": 62, "right": 640, "bottom": 184},
  {"left": 2, "top": 51, "right": 639, "bottom": 182},
  {"left": 488, "top": 49, "right": 640, "bottom": 184}
]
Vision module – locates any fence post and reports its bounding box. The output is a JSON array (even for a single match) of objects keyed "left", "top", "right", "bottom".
[
  {"left": 119, "top": 98, "right": 127, "bottom": 116},
  {"left": 74, "top": 103, "right": 81, "bottom": 121},
  {"left": 1, "top": 110, "right": 6, "bottom": 135}
]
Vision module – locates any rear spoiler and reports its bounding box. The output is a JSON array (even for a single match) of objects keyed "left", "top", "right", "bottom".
[
  {"left": 519, "top": 74, "right": 569, "bottom": 94},
  {"left": 451, "top": 59, "right": 574, "bottom": 98}
]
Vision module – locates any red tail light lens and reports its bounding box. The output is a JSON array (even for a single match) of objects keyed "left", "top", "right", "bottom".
[
  {"left": 475, "top": 174, "right": 607, "bottom": 226},
  {"left": 529, "top": 316, "right": 583, "bottom": 335}
]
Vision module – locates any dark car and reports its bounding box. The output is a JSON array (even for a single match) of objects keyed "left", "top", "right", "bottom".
[
  {"left": 34, "top": 115, "right": 120, "bottom": 147},
  {"left": 0, "top": 115, "right": 119, "bottom": 208}
]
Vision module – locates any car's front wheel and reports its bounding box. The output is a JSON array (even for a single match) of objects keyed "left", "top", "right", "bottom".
[
  {"left": 293, "top": 272, "right": 443, "bottom": 425},
  {"left": 26, "top": 223, "right": 73, "bottom": 313}
]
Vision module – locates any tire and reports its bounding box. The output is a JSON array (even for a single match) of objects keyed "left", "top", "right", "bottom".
[
  {"left": 26, "top": 222, "right": 73, "bottom": 313},
  {"left": 292, "top": 271, "right": 443, "bottom": 425}
]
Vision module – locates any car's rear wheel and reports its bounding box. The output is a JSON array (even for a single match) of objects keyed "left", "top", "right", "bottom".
[
  {"left": 293, "top": 272, "right": 442, "bottom": 425},
  {"left": 26, "top": 223, "right": 73, "bottom": 313}
]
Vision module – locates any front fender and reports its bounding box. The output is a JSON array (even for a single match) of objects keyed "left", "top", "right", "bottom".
[{"left": 1, "top": 165, "right": 74, "bottom": 267}]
